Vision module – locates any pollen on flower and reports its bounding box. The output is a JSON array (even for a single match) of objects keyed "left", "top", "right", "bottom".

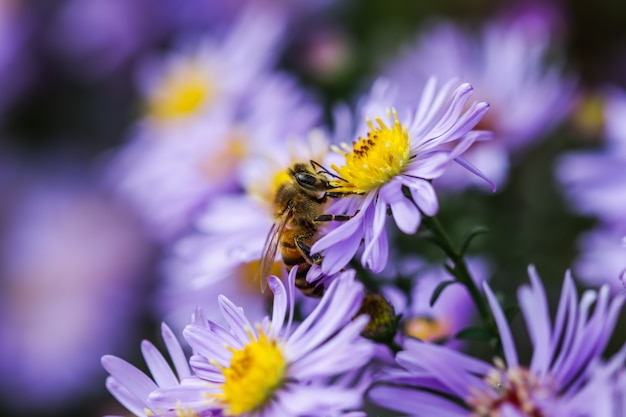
[
  {"left": 467, "top": 363, "right": 556, "bottom": 417},
  {"left": 330, "top": 108, "right": 411, "bottom": 194},
  {"left": 146, "top": 59, "right": 213, "bottom": 122},
  {"left": 212, "top": 327, "right": 287, "bottom": 415},
  {"left": 176, "top": 403, "right": 201, "bottom": 417}
]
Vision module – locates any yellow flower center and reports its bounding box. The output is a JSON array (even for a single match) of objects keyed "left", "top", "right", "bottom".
[
  {"left": 571, "top": 92, "right": 606, "bottom": 137},
  {"left": 198, "top": 134, "right": 247, "bottom": 180},
  {"left": 403, "top": 316, "right": 451, "bottom": 343},
  {"left": 246, "top": 168, "right": 292, "bottom": 207},
  {"left": 237, "top": 260, "right": 282, "bottom": 293},
  {"left": 213, "top": 328, "right": 287, "bottom": 415},
  {"left": 330, "top": 109, "right": 411, "bottom": 194},
  {"left": 146, "top": 58, "right": 213, "bottom": 122}
]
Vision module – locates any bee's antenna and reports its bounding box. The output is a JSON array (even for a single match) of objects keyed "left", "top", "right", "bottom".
[{"left": 309, "top": 159, "right": 348, "bottom": 183}]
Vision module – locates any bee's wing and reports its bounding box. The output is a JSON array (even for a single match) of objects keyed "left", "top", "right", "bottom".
[{"left": 257, "top": 211, "right": 290, "bottom": 293}]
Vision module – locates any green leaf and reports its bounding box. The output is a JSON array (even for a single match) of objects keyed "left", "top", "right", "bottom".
[
  {"left": 443, "top": 262, "right": 455, "bottom": 276},
  {"left": 460, "top": 226, "right": 489, "bottom": 256},
  {"left": 455, "top": 326, "right": 493, "bottom": 341},
  {"left": 429, "top": 279, "right": 458, "bottom": 307},
  {"left": 504, "top": 304, "right": 521, "bottom": 322}
]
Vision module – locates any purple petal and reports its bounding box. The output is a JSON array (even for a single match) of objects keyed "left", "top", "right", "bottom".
[
  {"left": 390, "top": 195, "right": 420, "bottom": 234},
  {"left": 413, "top": 77, "right": 439, "bottom": 126},
  {"left": 183, "top": 325, "right": 232, "bottom": 364},
  {"left": 399, "top": 339, "right": 489, "bottom": 397},
  {"left": 141, "top": 340, "right": 179, "bottom": 388},
  {"left": 483, "top": 282, "right": 519, "bottom": 368},
  {"left": 434, "top": 101, "right": 490, "bottom": 146},
  {"left": 378, "top": 179, "right": 420, "bottom": 234},
  {"left": 369, "top": 385, "right": 468, "bottom": 417},
  {"left": 311, "top": 195, "right": 371, "bottom": 252},
  {"left": 449, "top": 130, "right": 494, "bottom": 159},
  {"left": 101, "top": 355, "right": 157, "bottom": 405},
  {"left": 188, "top": 356, "right": 224, "bottom": 383},
  {"left": 268, "top": 275, "right": 287, "bottom": 333},
  {"left": 520, "top": 266, "right": 552, "bottom": 376},
  {"left": 454, "top": 156, "right": 497, "bottom": 192},
  {"left": 404, "top": 178, "right": 439, "bottom": 216},
  {"left": 319, "top": 229, "right": 362, "bottom": 275},
  {"left": 405, "top": 150, "right": 450, "bottom": 179},
  {"left": 149, "top": 378, "right": 219, "bottom": 410},
  {"left": 287, "top": 274, "right": 363, "bottom": 359},
  {"left": 290, "top": 316, "right": 372, "bottom": 378},
  {"left": 105, "top": 376, "right": 150, "bottom": 417},
  {"left": 217, "top": 294, "right": 254, "bottom": 342},
  {"left": 422, "top": 83, "right": 475, "bottom": 142},
  {"left": 161, "top": 323, "right": 191, "bottom": 380},
  {"left": 275, "top": 384, "right": 363, "bottom": 416},
  {"left": 362, "top": 196, "right": 389, "bottom": 272},
  {"left": 549, "top": 275, "right": 579, "bottom": 379}
]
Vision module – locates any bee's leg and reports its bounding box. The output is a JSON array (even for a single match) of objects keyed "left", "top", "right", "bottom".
[
  {"left": 314, "top": 210, "right": 359, "bottom": 222},
  {"left": 294, "top": 235, "right": 322, "bottom": 265}
]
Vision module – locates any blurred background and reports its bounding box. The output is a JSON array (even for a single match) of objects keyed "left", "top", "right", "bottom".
[{"left": 1, "top": 0, "right": 626, "bottom": 416}]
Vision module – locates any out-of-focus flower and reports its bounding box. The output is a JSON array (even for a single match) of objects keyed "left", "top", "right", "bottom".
[
  {"left": 557, "top": 87, "right": 626, "bottom": 223},
  {"left": 102, "top": 323, "right": 193, "bottom": 417},
  {"left": 46, "top": 0, "right": 159, "bottom": 78},
  {"left": 148, "top": 269, "right": 375, "bottom": 416},
  {"left": 107, "top": 10, "right": 321, "bottom": 242},
  {"left": 383, "top": 13, "right": 575, "bottom": 189},
  {"left": 292, "top": 25, "right": 355, "bottom": 83},
  {"left": 135, "top": 10, "right": 284, "bottom": 131},
  {"left": 369, "top": 266, "right": 625, "bottom": 416},
  {"left": 47, "top": 0, "right": 330, "bottom": 80},
  {"left": 556, "top": 87, "right": 626, "bottom": 291},
  {"left": 0, "top": 167, "right": 150, "bottom": 412},
  {"left": 311, "top": 78, "right": 492, "bottom": 275},
  {"left": 570, "top": 226, "right": 626, "bottom": 292},
  {"left": 382, "top": 256, "right": 491, "bottom": 348}
]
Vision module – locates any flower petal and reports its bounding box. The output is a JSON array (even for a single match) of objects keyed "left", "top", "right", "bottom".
[{"left": 483, "top": 282, "right": 519, "bottom": 368}]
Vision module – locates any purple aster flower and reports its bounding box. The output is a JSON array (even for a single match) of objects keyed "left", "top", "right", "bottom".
[
  {"left": 369, "top": 265, "right": 625, "bottom": 416},
  {"left": 106, "top": 18, "right": 321, "bottom": 242},
  {"left": 46, "top": 0, "right": 159, "bottom": 78},
  {"left": 311, "top": 78, "right": 492, "bottom": 274},
  {"left": 102, "top": 323, "right": 198, "bottom": 417},
  {"left": 556, "top": 87, "right": 626, "bottom": 291},
  {"left": 149, "top": 269, "right": 375, "bottom": 416},
  {"left": 383, "top": 12, "right": 575, "bottom": 189},
  {"left": 570, "top": 225, "right": 626, "bottom": 292},
  {"left": 557, "top": 87, "right": 626, "bottom": 224}
]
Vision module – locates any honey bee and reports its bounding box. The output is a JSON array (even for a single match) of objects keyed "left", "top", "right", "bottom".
[{"left": 258, "top": 160, "right": 354, "bottom": 298}]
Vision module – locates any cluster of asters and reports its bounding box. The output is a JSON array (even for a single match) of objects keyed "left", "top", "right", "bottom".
[
  {"left": 557, "top": 87, "right": 626, "bottom": 291},
  {"left": 102, "top": 5, "right": 626, "bottom": 417}
]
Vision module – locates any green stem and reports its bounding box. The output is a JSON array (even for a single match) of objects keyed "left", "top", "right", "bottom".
[{"left": 421, "top": 215, "right": 494, "bottom": 333}]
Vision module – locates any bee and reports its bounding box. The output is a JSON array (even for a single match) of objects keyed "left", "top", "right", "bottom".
[{"left": 258, "top": 160, "right": 354, "bottom": 297}]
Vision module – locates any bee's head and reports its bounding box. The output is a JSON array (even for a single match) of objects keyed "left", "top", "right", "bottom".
[{"left": 290, "top": 163, "right": 330, "bottom": 191}]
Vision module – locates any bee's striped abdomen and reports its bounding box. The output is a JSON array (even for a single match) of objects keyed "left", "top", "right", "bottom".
[{"left": 279, "top": 229, "right": 324, "bottom": 298}]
